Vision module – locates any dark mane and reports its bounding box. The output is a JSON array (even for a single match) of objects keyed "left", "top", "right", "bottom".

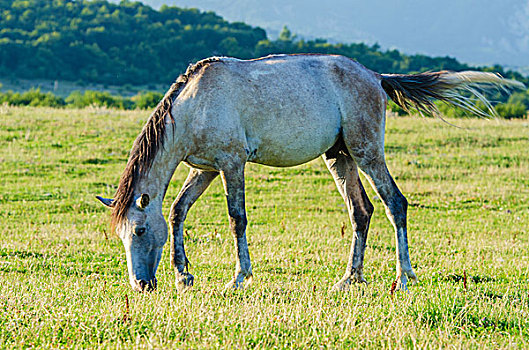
[{"left": 110, "top": 57, "right": 222, "bottom": 227}]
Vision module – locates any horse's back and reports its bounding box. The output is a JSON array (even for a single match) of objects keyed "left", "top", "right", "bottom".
[{"left": 178, "top": 55, "right": 386, "bottom": 168}]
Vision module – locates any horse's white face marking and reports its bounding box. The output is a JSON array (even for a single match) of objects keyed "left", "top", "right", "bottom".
[
  {"left": 98, "top": 194, "right": 168, "bottom": 292},
  {"left": 118, "top": 199, "right": 168, "bottom": 292}
]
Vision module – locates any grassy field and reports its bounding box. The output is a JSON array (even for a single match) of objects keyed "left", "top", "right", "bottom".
[{"left": 1, "top": 105, "right": 528, "bottom": 348}]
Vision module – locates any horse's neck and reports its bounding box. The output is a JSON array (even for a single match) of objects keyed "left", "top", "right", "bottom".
[{"left": 135, "top": 128, "right": 184, "bottom": 207}]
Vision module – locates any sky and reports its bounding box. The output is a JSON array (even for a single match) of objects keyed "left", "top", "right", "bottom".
[{"left": 116, "top": 0, "right": 529, "bottom": 71}]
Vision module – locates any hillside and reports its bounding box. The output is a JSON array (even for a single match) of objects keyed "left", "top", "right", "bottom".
[
  {"left": 140, "top": 0, "right": 529, "bottom": 69},
  {"left": 0, "top": 0, "right": 266, "bottom": 85},
  {"left": 0, "top": 0, "right": 527, "bottom": 105}
]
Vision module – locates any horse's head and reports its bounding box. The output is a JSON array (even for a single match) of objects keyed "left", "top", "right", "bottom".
[{"left": 97, "top": 193, "right": 168, "bottom": 292}]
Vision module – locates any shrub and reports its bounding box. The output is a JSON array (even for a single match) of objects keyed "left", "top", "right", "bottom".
[
  {"left": 506, "top": 90, "right": 529, "bottom": 110},
  {"left": 66, "top": 90, "right": 133, "bottom": 109},
  {"left": 0, "top": 88, "right": 65, "bottom": 107},
  {"left": 132, "top": 91, "right": 164, "bottom": 109},
  {"left": 437, "top": 101, "right": 477, "bottom": 118},
  {"left": 435, "top": 100, "right": 499, "bottom": 119},
  {"left": 495, "top": 102, "right": 527, "bottom": 119},
  {"left": 387, "top": 100, "right": 407, "bottom": 116}
]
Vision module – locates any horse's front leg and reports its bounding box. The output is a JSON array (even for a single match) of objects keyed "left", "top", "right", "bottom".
[
  {"left": 220, "top": 163, "right": 252, "bottom": 290},
  {"left": 169, "top": 168, "right": 218, "bottom": 292}
]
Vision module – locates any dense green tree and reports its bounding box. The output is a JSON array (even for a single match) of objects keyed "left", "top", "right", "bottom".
[{"left": 0, "top": 0, "right": 266, "bottom": 85}]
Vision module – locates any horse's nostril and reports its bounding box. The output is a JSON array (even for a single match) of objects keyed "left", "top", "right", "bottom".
[{"left": 135, "top": 226, "right": 146, "bottom": 236}]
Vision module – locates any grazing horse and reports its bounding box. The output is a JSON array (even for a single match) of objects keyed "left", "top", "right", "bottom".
[{"left": 96, "top": 54, "right": 523, "bottom": 292}]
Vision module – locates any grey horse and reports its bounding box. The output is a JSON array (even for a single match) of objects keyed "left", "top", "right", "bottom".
[{"left": 96, "top": 54, "right": 524, "bottom": 292}]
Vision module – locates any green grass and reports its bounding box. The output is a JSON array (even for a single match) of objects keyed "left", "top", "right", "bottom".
[{"left": 1, "top": 106, "right": 528, "bottom": 348}]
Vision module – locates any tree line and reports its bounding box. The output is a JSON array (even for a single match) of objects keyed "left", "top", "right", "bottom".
[
  {"left": 0, "top": 0, "right": 527, "bottom": 117},
  {"left": 0, "top": 88, "right": 163, "bottom": 109},
  {"left": 3, "top": 88, "right": 526, "bottom": 119},
  {"left": 0, "top": 0, "right": 265, "bottom": 85}
]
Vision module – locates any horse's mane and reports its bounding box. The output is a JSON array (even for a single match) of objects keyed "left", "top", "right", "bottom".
[{"left": 111, "top": 57, "right": 222, "bottom": 227}]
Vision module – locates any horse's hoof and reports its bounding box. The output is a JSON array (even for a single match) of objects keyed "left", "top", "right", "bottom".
[
  {"left": 331, "top": 272, "right": 368, "bottom": 292},
  {"left": 223, "top": 273, "right": 253, "bottom": 292},
  {"left": 223, "top": 280, "right": 238, "bottom": 292},
  {"left": 176, "top": 272, "right": 194, "bottom": 293},
  {"left": 406, "top": 269, "right": 419, "bottom": 286},
  {"left": 396, "top": 268, "right": 418, "bottom": 291},
  {"left": 331, "top": 278, "right": 351, "bottom": 292},
  {"left": 223, "top": 280, "right": 246, "bottom": 294},
  {"left": 352, "top": 270, "right": 368, "bottom": 285}
]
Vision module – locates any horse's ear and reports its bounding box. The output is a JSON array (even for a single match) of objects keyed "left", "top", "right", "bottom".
[
  {"left": 136, "top": 193, "right": 150, "bottom": 209},
  {"left": 96, "top": 196, "right": 115, "bottom": 208}
]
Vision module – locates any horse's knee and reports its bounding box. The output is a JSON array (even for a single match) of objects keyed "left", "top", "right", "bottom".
[
  {"left": 229, "top": 209, "right": 247, "bottom": 234},
  {"left": 353, "top": 203, "right": 373, "bottom": 232},
  {"left": 169, "top": 206, "right": 186, "bottom": 225}
]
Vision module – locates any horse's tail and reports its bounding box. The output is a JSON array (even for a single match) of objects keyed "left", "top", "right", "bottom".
[{"left": 380, "top": 71, "right": 525, "bottom": 118}]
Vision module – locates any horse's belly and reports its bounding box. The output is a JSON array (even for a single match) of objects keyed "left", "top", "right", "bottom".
[{"left": 246, "top": 114, "right": 341, "bottom": 167}]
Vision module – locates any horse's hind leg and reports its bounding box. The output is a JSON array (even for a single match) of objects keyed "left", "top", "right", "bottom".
[
  {"left": 323, "top": 143, "right": 374, "bottom": 291},
  {"left": 169, "top": 168, "right": 219, "bottom": 292},
  {"left": 346, "top": 135, "right": 418, "bottom": 290},
  {"left": 220, "top": 161, "right": 253, "bottom": 290}
]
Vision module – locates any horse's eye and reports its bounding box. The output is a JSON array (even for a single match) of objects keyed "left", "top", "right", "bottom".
[{"left": 135, "top": 226, "right": 146, "bottom": 236}]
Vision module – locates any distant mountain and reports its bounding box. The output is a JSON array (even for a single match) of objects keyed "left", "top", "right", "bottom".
[{"left": 124, "top": 0, "right": 529, "bottom": 69}]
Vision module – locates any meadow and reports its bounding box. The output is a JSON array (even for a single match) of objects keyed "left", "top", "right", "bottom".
[{"left": 0, "top": 106, "right": 528, "bottom": 348}]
